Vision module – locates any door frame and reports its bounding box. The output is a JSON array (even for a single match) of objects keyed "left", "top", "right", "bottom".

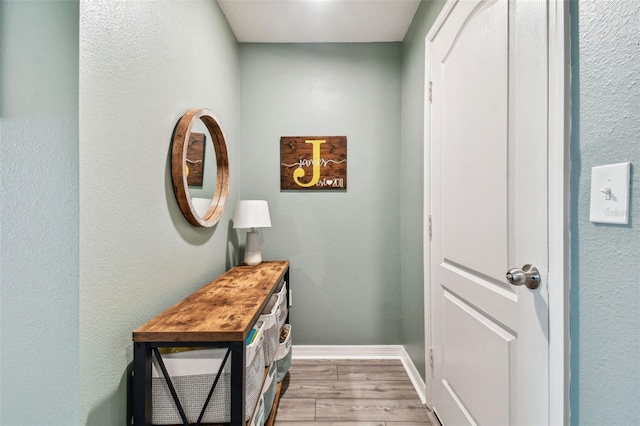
[{"left": 422, "top": 0, "right": 570, "bottom": 424}]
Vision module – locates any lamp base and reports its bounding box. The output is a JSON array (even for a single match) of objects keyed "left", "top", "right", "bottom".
[{"left": 244, "top": 229, "right": 262, "bottom": 265}]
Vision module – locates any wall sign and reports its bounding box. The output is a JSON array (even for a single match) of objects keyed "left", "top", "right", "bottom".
[
  {"left": 280, "top": 136, "right": 347, "bottom": 190},
  {"left": 186, "top": 132, "right": 205, "bottom": 187}
]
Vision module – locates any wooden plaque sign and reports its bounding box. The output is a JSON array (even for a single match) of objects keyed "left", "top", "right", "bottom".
[
  {"left": 186, "top": 132, "right": 205, "bottom": 187},
  {"left": 280, "top": 136, "right": 347, "bottom": 190}
]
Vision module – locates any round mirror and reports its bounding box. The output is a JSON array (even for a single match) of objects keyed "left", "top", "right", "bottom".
[{"left": 171, "top": 108, "right": 229, "bottom": 227}]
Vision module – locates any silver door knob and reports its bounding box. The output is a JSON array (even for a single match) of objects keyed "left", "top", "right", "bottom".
[{"left": 506, "top": 264, "right": 541, "bottom": 290}]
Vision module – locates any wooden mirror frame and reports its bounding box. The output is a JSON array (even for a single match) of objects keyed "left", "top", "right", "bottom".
[{"left": 171, "top": 108, "right": 229, "bottom": 227}]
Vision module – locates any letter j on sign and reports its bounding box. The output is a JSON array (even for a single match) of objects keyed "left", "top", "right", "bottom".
[{"left": 280, "top": 136, "right": 347, "bottom": 190}]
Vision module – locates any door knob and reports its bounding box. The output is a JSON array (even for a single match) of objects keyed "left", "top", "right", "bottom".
[{"left": 506, "top": 264, "right": 541, "bottom": 290}]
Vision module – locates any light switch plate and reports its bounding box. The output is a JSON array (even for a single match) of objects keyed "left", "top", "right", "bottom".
[{"left": 589, "top": 162, "right": 631, "bottom": 224}]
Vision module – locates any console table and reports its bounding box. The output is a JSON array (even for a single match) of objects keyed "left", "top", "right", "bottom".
[{"left": 132, "top": 261, "right": 290, "bottom": 426}]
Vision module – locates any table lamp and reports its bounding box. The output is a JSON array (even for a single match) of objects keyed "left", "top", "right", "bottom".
[{"left": 233, "top": 200, "right": 272, "bottom": 265}]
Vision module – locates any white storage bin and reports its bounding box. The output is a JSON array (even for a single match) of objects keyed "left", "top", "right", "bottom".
[
  {"left": 261, "top": 361, "right": 278, "bottom": 420},
  {"left": 259, "top": 294, "right": 280, "bottom": 366},
  {"left": 275, "top": 279, "right": 288, "bottom": 329},
  {"left": 275, "top": 324, "right": 292, "bottom": 382},
  {"left": 151, "top": 321, "right": 265, "bottom": 424},
  {"left": 250, "top": 393, "right": 264, "bottom": 426}
]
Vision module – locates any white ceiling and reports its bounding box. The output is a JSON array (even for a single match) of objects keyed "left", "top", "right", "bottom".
[{"left": 217, "top": 0, "right": 422, "bottom": 43}]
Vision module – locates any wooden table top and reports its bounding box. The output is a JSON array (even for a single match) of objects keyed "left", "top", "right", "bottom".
[{"left": 133, "top": 261, "right": 289, "bottom": 343}]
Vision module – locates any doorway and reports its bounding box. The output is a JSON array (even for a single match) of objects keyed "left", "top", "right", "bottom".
[{"left": 423, "top": 0, "right": 570, "bottom": 424}]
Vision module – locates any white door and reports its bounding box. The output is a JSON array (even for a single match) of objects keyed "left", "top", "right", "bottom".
[{"left": 428, "top": 0, "right": 549, "bottom": 424}]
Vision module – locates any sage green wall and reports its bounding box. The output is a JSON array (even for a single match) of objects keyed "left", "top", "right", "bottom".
[
  {"left": 239, "top": 43, "right": 403, "bottom": 344},
  {"left": 0, "top": 1, "right": 79, "bottom": 424},
  {"left": 570, "top": 1, "right": 640, "bottom": 424},
  {"left": 79, "top": 1, "right": 240, "bottom": 423},
  {"left": 400, "top": 0, "right": 446, "bottom": 381}
]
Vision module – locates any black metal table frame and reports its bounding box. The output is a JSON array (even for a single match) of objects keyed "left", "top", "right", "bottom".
[{"left": 132, "top": 339, "right": 246, "bottom": 426}]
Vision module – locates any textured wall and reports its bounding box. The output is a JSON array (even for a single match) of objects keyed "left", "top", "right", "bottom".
[
  {"left": 570, "top": 1, "right": 640, "bottom": 424},
  {"left": 239, "top": 43, "right": 403, "bottom": 345},
  {"left": 0, "top": 1, "right": 79, "bottom": 423},
  {"left": 400, "top": 0, "right": 446, "bottom": 381},
  {"left": 78, "top": 2, "right": 240, "bottom": 423}
]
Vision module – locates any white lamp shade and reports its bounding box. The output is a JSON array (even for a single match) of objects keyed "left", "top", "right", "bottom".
[{"left": 233, "top": 200, "right": 272, "bottom": 229}]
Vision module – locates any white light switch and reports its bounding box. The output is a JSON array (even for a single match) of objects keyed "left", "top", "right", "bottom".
[{"left": 589, "top": 162, "right": 631, "bottom": 224}]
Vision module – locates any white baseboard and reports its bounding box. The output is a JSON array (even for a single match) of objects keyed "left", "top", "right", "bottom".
[{"left": 292, "top": 345, "right": 427, "bottom": 404}]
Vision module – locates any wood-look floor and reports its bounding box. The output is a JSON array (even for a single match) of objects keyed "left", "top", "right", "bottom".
[{"left": 274, "top": 359, "right": 432, "bottom": 425}]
